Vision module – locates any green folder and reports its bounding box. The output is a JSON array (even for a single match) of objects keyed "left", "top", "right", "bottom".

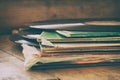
[
  {"left": 56, "top": 30, "right": 120, "bottom": 37},
  {"left": 37, "top": 31, "right": 120, "bottom": 42}
]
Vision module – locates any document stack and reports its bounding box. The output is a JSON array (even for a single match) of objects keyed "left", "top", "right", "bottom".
[{"left": 10, "top": 18, "right": 120, "bottom": 70}]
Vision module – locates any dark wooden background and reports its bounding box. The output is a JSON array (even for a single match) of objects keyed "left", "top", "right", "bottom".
[{"left": 0, "top": 0, "right": 120, "bottom": 34}]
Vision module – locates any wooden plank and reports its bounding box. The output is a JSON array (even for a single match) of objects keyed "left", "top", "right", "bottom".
[
  {"left": 0, "top": 50, "right": 59, "bottom": 80},
  {"left": 0, "top": 35, "right": 24, "bottom": 60},
  {"left": 45, "top": 66, "right": 120, "bottom": 80},
  {"left": 0, "top": 0, "right": 120, "bottom": 34}
]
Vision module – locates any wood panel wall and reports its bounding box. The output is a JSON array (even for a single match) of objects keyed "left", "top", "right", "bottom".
[{"left": 0, "top": 0, "right": 120, "bottom": 34}]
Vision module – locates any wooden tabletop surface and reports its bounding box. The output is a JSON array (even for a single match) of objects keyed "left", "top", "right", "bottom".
[{"left": 0, "top": 35, "right": 120, "bottom": 80}]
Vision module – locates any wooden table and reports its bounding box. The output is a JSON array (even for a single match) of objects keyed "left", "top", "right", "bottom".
[{"left": 0, "top": 35, "right": 120, "bottom": 80}]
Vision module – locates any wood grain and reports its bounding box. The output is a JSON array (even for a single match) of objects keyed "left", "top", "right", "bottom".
[
  {"left": 0, "top": 51, "right": 59, "bottom": 80},
  {"left": 0, "top": 35, "right": 120, "bottom": 80},
  {"left": 0, "top": 0, "right": 120, "bottom": 34}
]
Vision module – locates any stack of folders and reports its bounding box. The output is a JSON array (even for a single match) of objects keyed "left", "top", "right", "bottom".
[{"left": 10, "top": 18, "right": 120, "bottom": 70}]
